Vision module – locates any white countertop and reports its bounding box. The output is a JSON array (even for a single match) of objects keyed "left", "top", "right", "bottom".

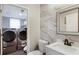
[{"left": 46, "top": 42, "right": 79, "bottom": 55}]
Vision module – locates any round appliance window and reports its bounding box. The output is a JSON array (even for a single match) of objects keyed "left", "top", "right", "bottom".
[
  {"left": 19, "top": 31, "right": 26, "bottom": 40},
  {"left": 3, "top": 31, "right": 16, "bottom": 42}
]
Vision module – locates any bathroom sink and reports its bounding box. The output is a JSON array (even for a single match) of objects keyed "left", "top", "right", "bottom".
[{"left": 46, "top": 42, "right": 79, "bottom": 55}]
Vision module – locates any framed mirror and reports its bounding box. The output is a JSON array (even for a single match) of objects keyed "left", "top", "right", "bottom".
[{"left": 57, "top": 5, "right": 79, "bottom": 35}]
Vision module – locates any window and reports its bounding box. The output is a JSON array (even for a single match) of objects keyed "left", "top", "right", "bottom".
[{"left": 10, "top": 18, "right": 20, "bottom": 29}]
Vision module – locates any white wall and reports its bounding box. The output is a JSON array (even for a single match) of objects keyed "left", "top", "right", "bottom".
[{"left": 17, "top": 4, "right": 40, "bottom": 53}]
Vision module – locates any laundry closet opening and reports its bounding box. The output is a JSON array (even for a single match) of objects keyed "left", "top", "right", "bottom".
[{"left": 2, "top": 5, "right": 28, "bottom": 55}]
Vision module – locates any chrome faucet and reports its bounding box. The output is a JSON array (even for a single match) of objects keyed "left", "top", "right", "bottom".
[{"left": 64, "top": 39, "right": 68, "bottom": 45}]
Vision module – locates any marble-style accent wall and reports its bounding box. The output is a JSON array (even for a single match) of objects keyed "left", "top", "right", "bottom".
[
  {"left": 40, "top": 4, "right": 57, "bottom": 43},
  {"left": 40, "top": 4, "right": 79, "bottom": 43}
]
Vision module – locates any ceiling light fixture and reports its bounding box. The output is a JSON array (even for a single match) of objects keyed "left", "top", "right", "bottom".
[{"left": 19, "top": 9, "right": 24, "bottom": 16}]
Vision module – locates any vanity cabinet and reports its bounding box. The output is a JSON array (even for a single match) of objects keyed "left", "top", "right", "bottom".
[{"left": 46, "top": 46, "right": 64, "bottom": 55}]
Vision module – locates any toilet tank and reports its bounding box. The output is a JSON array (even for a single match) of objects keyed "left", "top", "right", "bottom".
[{"left": 39, "top": 40, "right": 48, "bottom": 53}]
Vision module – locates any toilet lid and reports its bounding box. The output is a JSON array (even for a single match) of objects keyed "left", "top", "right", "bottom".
[{"left": 28, "top": 50, "right": 42, "bottom": 55}]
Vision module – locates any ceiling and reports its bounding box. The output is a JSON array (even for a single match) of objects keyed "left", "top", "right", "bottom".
[
  {"left": 3, "top": 4, "right": 28, "bottom": 19},
  {"left": 47, "top": 4, "right": 74, "bottom": 10}
]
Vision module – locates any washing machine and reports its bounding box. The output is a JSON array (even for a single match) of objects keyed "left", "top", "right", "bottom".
[
  {"left": 17, "top": 26, "right": 27, "bottom": 50},
  {"left": 2, "top": 28, "right": 17, "bottom": 54}
]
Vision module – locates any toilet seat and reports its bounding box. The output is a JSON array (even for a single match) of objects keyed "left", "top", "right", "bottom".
[{"left": 28, "top": 50, "right": 43, "bottom": 55}]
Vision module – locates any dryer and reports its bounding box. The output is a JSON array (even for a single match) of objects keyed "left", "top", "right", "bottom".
[{"left": 18, "top": 27, "right": 27, "bottom": 50}]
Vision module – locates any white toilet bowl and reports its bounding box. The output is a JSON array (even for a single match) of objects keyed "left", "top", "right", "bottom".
[{"left": 27, "top": 40, "right": 48, "bottom": 55}]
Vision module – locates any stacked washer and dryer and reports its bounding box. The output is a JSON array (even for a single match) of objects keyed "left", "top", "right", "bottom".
[{"left": 2, "top": 27, "right": 27, "bottom": 55}]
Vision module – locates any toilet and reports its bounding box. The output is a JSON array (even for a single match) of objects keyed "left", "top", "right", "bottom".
[{"left": 27, "top": 40, "right": 48, "bottom": 55}]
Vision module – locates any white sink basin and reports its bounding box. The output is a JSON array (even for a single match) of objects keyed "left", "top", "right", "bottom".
[{"left": 46, "top": 42, "right": 79, "bottom": 55}]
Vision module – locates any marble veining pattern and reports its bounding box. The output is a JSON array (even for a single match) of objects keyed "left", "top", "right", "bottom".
[{"left": 40, "top": 4, "right": 79, "bottom": 43}]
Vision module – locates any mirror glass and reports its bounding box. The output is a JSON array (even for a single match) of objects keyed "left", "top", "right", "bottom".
[{"left": 59, "top": 8, "right": 79, "bottom": 33}]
